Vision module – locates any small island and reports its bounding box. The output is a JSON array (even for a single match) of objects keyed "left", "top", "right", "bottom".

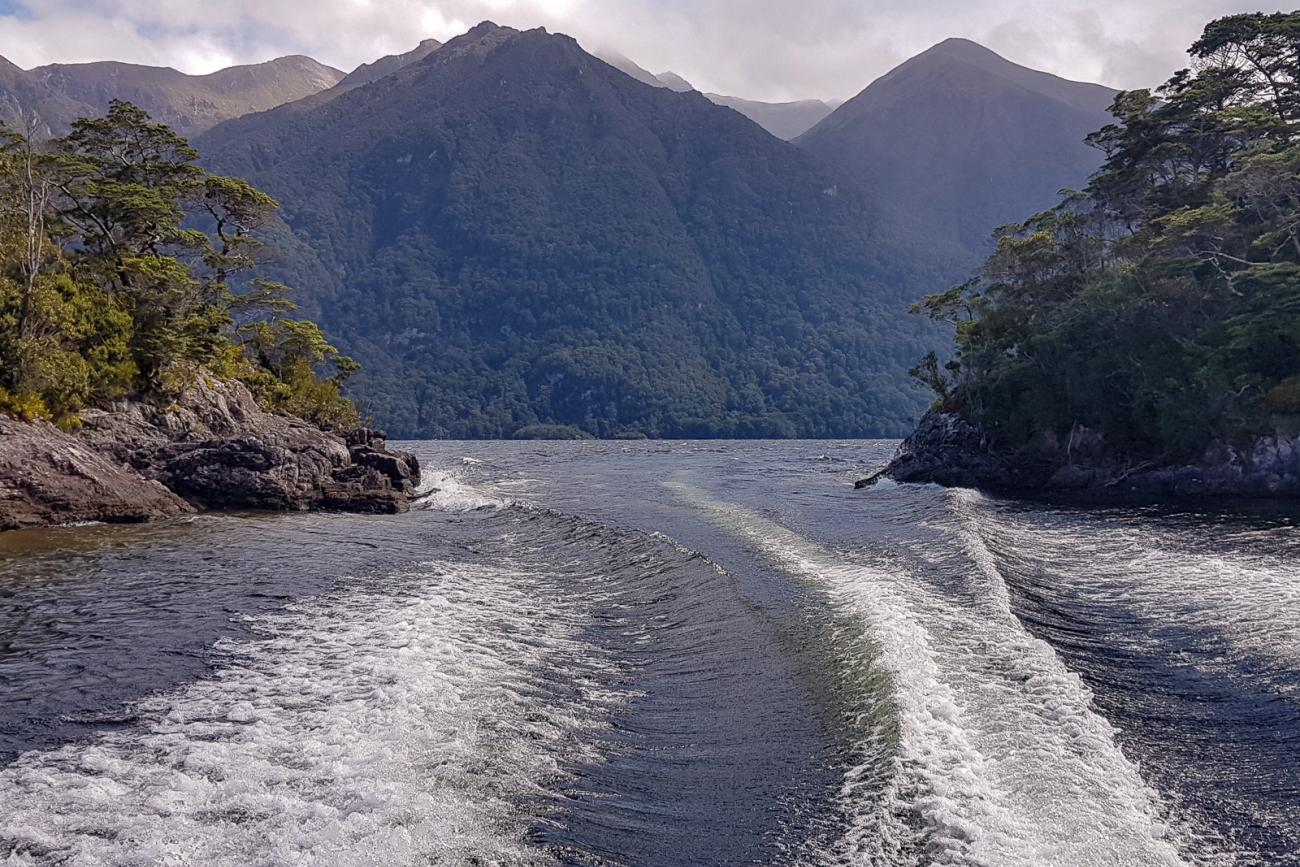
[
  {"left": 867, "top": 14, "right": 1300, "bottom": 500},
  {"left": 0, "top": 103, "right": 419, "bottom": 531}
]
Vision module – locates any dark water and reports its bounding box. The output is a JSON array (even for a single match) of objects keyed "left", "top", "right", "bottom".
[{"left": 0, "top": 441, "right": 1297, "bottom": 865}]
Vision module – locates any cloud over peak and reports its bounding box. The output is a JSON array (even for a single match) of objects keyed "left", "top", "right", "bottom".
[{"left": 0, "top": 0, "right": 1288, "bottom": 102}]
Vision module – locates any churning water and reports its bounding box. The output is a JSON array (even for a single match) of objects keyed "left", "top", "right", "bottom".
[{"left": 0, "top": 441, "right": 1296, "bottom": 865}]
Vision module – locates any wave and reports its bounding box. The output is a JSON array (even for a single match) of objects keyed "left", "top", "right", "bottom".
[
  {"left": 0, "top": 560, "right": 622, "bottom": 866},
  {"left": 672, "top": 483, "right": 1214, "bottom": 867},
  {"left": 412, "top": 468, "right": 510, "bottom": 512},
  {"left": 960, "top": 493, "right": 1300, "bottom": 683}
]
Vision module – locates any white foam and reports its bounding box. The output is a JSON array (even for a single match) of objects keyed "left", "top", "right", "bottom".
[
  {"left": 963, "top": 492, "right": 1300, "bottom": 682},
  {"left": 0, "top": 561, "right": 620, "bottom": 866},
  {"left": 673, "top": 484, "right": 1209, "bottom": 867},
  {"left": 413, "top": 470, "right": 507, "bottom": 513}
]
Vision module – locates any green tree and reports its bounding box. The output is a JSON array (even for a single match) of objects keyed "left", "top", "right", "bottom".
[
  {"left": 0, "top": 102, "right": 360, "bottom": 429},
  {"left": 913, "top": 12, "right": 1300, "bottom": 461}
]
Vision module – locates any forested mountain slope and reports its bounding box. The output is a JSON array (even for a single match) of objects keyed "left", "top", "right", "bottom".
[
  {"left": 200, "top": 22, "right": 938, "bottom": 439},
  {"left": 798, "top": 38, "right": 1116, "bottom": 268}
]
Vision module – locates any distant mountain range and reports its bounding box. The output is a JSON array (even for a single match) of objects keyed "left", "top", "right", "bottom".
[
  {"left": 798, "top": 38, "right": 1116, "bottom": 266},
  {"left": 11, "top": 56, "right": 344, "bottom": 136},
  {"left": 594, "top": 49, "right": 838, "bottom": 140},
  {"left": 0, "top": 26, "right": 1120, "bottom": 438}
]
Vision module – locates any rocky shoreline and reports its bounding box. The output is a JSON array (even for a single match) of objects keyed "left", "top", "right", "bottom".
[
  {"left": 859, "top": 410, "right": 1300, "bottom": 501},
  {"left": 0, "top": 377, "right": 421, "bottom": 532}
]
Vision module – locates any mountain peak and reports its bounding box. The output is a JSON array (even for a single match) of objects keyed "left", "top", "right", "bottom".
[
  {"left": 436, "top": 20, "right": 530, "bottom": 60},
  {"left": 796, "top": 38, "right": 1117, "bottom": 261},
  {"left": 898, "top": 36, "right": 1111, "bottom": 101},
  {"left": 463, "top": 20, "right": 514, "bottom": 40},
  {"left": 925, "top": 37, "right": 1002, "bottom": 60},
  {"left": 895, "top": 37, "right": 1028, "bottom": 82}
]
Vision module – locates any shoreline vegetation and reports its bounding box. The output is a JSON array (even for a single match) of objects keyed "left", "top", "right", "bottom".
[
  {"left": 871, "top": 13, "right": 1300, "bottom": 500},
  {"left": 0, "top": 102, "right": 420, "bottom": 531}
]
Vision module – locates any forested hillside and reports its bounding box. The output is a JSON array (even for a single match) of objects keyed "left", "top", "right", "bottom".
[
  {"left": 913, "top": 13, "right": 1300, "bottom": 462},
  {"left": 200, "top": 23, "right": 939, "bottom": 439}
]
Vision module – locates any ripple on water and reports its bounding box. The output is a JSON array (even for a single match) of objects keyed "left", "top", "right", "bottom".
[{"left": 0, "top": 560, "right": 622, "bottom": 866}]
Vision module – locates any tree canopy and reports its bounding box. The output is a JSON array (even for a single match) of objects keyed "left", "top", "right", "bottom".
[
  {"left": 913, "top": 12, "right": 1300, "bottom": 460},
  {"left": 0, "top": 101, "right": 359, "bottom": 429}
]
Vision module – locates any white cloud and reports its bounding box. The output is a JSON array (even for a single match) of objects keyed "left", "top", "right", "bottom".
[{"left": 0, "top": 0, "right": 1291, "bottom": 100}]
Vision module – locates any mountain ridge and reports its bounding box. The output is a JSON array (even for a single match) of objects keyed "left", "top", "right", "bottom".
[
  {"left": 26, "top": 55, "right": 345, "bottom": 135},
  {"left": 593, "top": 47, "right": 834, "bottom": 139},
  {"left": 0, "top": 54, "right": 92, "bottom": 135},
  {"left": 336, "top": 38, "right": 443, "bottom": 92},
  {"left": 197, "top": 21, "right": 937, "bottom": 439}
]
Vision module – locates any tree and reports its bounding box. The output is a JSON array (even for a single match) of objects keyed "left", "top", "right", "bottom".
[
  {"left": 0, "top": 102, "right": 360, "bottom": 428},
  {"left": 912, "top": 12, "right": 1300, "bottom": 460}
]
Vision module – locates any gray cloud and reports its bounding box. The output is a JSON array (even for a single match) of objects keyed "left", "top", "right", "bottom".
[{"left": 0, "top": 0, "right": 1291, "bottom": 101}]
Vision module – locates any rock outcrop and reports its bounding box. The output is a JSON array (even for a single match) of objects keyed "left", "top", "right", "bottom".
[
  {"left": 1, "top": 375, "right": 422, "bottom": 531},
  {"left": 860, "top": 410, "right": 1300, "bottom": 500},
  {"left": 78, "top": 376, "right": 420, "bottom": 514},
  {"left": 856, "top": 410, "right": 1025, "bottom": 490},
  {"left": 0, "top": 417, "right": 192, "bottom": 531}
]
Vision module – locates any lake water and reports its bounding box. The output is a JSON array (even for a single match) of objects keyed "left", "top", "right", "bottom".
[{"left": 1, "top": 440, "right": 1297, "bottom": 866}]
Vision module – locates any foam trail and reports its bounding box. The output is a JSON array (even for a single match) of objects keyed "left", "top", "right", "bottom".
[
  {"left": 0, "top": 561, "right": 618, "bottom": 866},
  {"left": 672, "top": 483, "right": 1213, "bottom": 867},
  {"left": 957, "top": 489, "right": 1300, "bottom": 678},
  {"left": 413, "top": 468, "right": 507, "bottom": 512}
]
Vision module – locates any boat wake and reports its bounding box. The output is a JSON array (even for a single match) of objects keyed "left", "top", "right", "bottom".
[
  {"left": 0, "top": 559, "right": 621, "bottom": 866},
  {"left": 671, "top": 482, "right": 1228, "bottom": 867}
]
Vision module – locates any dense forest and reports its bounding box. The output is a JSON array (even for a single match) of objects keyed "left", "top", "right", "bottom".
[
  {"left": 199, "top": 23, "right": 939, "bottom": 440},
  {"left": 0, "top": 101, "right": 358, "bottom": 429},
  {"left": 914, "top": 13, "right": 1300, "bottom": 461}
]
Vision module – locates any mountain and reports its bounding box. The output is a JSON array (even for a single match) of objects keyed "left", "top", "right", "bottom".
[
  {"left": 797, "top": 38, "right": 1117, "bottom": 267},
  {"left": 655, "top": 71, "right": 694, "bottom": 92},
  {"left": 705, "top": 93, "right": 834, "bottom": 140},
  {"left": 593, "top": 49, "right": 677, "bottom": 89},
  {"left": 0, "top": 54, "right": 91, "bottom": 135},
  {"left": 199, "top": 22, "right": 937, "bottom": 440},
  {"left": 593, "top": 48, "right": 832, "bottom": 139},
  {"left": 30, "top": 56, "right": 345, "bottom": 135},
  {"left": 336, "top": 39, "right": 443, "bottom": 92}
]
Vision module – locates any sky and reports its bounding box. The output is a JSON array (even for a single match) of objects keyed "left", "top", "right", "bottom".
[{"left": 0, "top": 0, "right": 1293, "bottom": 102}]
